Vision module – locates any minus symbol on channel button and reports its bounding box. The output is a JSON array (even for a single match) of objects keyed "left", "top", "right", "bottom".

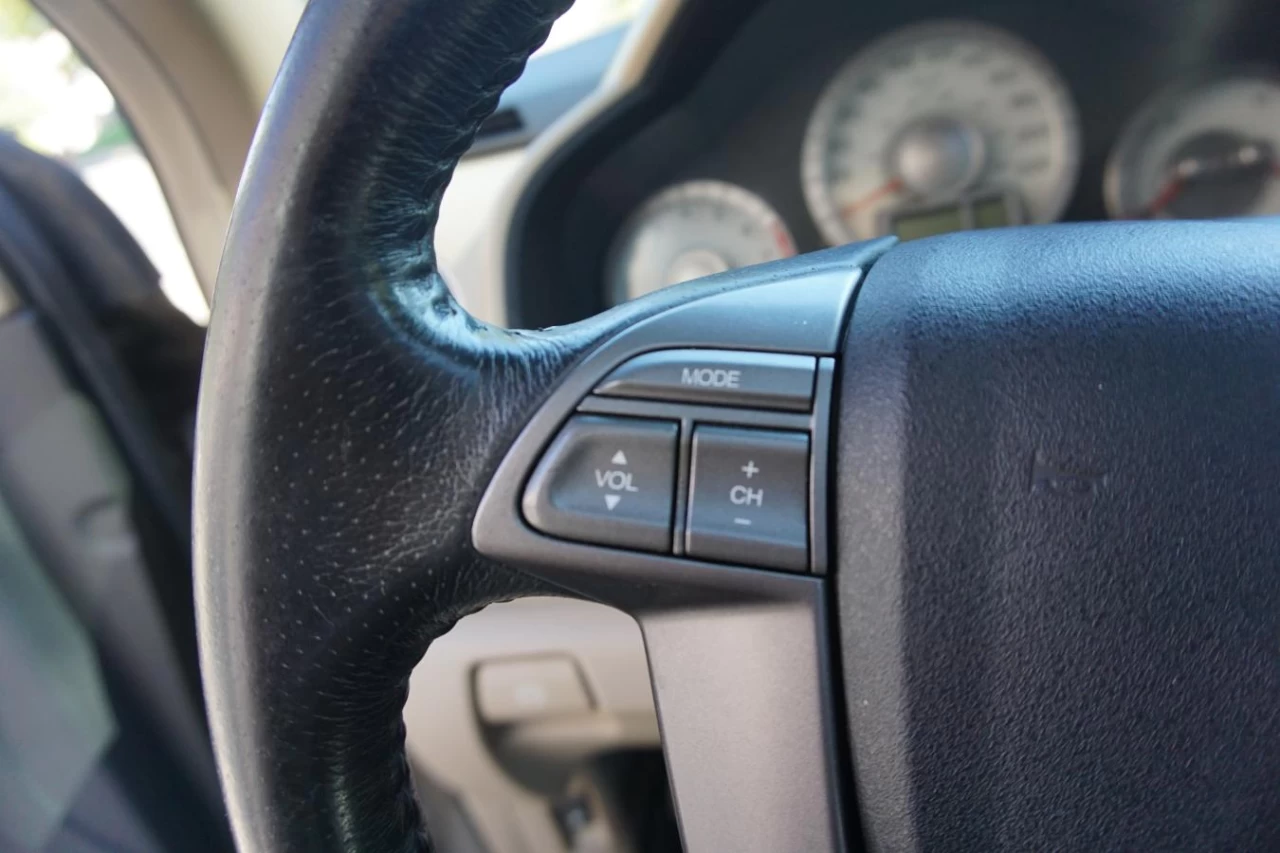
[{"left": 733, "top": 517, "right": 752, "bottom": 526}]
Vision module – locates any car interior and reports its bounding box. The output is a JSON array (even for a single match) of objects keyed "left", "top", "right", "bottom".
[{"left": 2, "top": 0, "right": 1278, "bottom": 851}]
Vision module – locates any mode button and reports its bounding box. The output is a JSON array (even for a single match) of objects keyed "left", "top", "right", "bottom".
[{"left": 595, "top": 349, "right": 816, "bottom": 412}]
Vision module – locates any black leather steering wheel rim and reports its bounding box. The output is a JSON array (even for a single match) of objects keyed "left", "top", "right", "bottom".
[
  {"left": 193, "top": 0, "right": 688, "bottom": 849},
  {"left": 197, "top": 1, "right": 1280, "bottom": 851}
]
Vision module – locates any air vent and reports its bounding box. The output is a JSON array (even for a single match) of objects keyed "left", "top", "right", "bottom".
[{"left": 476, "top": 108, "right": 524, "bottom": 139}]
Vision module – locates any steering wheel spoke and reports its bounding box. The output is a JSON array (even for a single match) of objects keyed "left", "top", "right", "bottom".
[{"left": 471, "top": 246, "right": 889, "bottom": 853}]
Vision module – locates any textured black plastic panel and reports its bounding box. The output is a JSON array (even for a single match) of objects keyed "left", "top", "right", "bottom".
[{"left": 835, "top": 221, "right": 1280, "bottom": 852}]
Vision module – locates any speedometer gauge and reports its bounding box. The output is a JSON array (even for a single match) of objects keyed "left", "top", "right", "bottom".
[
  {"left": 801, "top": 21, "right": 1080, "bottom": 244},
  {"left": 607, "top": 180, "right": 795, "bottom": 303},
  {"left": 1104, "top": 72, "right": 1280, "bottom": 221}
]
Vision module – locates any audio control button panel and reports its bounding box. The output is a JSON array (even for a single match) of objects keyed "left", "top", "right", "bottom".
[{"left": 520, "top": 349, "right": 834, "bottom": 574}]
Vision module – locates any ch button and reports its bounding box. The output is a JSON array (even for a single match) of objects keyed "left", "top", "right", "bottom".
[
  {"left": 686, "top": 426, "right": 809, "bottom": 571},
  {"left": 522, "top": 415, "right": 678, "bottom": 553}
]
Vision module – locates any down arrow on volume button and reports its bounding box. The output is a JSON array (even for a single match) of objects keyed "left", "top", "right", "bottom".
[{"left": 522, "top": 415, "right": 678, "bottom": 553}]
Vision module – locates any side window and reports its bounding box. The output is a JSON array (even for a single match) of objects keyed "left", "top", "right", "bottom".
[
  {"left": 539, "top": 0, "right": 642, "bottom": 55},
  {"left": 0, "top": 0, "right": 208, "bottom": 323}
]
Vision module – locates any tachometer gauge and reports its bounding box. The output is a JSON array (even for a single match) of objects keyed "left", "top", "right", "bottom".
[
  {"left": 607, "top": 180, "right": 795, "bottom": 303},
  {"left": 801, "top": 21, "right": 1080, "bottom": 244},
  {"left": 1105, "top": 72, "right": 1280, "bottom": 220}
]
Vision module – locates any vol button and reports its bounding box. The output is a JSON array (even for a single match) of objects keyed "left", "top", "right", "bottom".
[
  {"left": 595, "top": 450, "right": 638, "bottom": 511},
  {"left": 523, "top": 415, "right": 678, "bottom": 553}
]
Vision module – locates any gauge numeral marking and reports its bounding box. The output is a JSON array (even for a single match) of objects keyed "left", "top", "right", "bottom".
[
  {"left": 1017, "top": 157, "right": 1051, "bottom": 176},
  {"left": 854, "top": 76, "right": 879, "bottom": 94}
]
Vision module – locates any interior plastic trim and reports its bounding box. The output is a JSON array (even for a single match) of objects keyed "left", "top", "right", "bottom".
[
  {"left": 474, "top": 237, "right": 892, "bottom": 853},
  {"left": 37, "top": 0, "right": 255, "bottom": 296}
]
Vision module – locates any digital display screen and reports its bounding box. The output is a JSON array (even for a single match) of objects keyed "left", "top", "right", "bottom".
[
  {"left": 892, "top": 206, "right": 966, "bottom": 241},
  {"left": 890, "top": 195, "right": 1013, "bottom": 241},
  {"left": 972, "top": 197, "right": 1011, "bottom": 230}
]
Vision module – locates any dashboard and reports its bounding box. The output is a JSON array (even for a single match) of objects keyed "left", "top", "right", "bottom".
[{"left": 507, "top": 0, "right": 1280, "bottom": 326}]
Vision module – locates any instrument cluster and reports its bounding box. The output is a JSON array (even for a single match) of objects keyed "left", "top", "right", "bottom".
[{"left": 606, "top": 17, "right": 1280, "bottom": 302}]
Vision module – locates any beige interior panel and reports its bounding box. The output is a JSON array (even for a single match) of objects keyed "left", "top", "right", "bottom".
[
  {"left": 406, "top": 597, "right": 660, "bottom": 853},
  {"left": 36, "top": 0, "right": 258, "bottom": 296},
  {"left": 192, "top": 0, "right": 303, "bottom": 108}
]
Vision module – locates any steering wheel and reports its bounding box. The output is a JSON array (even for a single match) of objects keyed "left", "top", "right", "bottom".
[{"left": 194, "top": 0, "right": 1280, "bottom": 851}]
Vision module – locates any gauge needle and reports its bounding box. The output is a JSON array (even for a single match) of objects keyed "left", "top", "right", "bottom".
[
  {"left": 1142, "top": 174, "right": 1186, "bottom": 219},
  {"left": 1143, "top": 141, "right": 1280, "bottom": 218},
  {"left": 771, "top": 222, "right": 797, "bottom": 256},
  {"left": 842, "top": 176, "right": 905, "bottom": 217}
]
